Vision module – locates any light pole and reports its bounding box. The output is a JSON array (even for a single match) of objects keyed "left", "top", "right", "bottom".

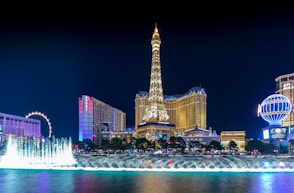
[{"left": 279, "top": 139, "right": 282, "bottom": 153}]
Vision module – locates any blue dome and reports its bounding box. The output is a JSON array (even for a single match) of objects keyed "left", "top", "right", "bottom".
[{"left": 258, "top": 94, "right": 292, "bottom": 126}]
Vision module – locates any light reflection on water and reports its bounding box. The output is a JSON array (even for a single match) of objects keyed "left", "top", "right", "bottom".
[{"left": 0, "top": 169, "right": 293, "bottom": 193}]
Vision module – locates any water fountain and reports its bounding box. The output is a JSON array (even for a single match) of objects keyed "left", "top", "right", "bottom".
[
  {"left": 74, "top": 154, "right": 294, "bottom": 172},
  {"left": 0, "top": 135, "right": 77, "bottom": 169},
  {"left": 1, "top": 135, "right": 294, "bottom": 172}
]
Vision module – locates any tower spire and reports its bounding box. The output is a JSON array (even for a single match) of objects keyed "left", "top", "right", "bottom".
[{"left": 143, "top": 24, "right": 169, "bottom": 122}]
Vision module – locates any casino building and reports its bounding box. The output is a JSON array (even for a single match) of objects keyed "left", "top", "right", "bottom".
[
  {"left": 0, "top": 112, "right": 41, "bottom": 144},
  {"left": 135, "top": 24, "right": 208, "bottom": 140},
  {"left": 78, "top": 95, "right": 127, "bottom": 145},
  {"left": 275, "top": 73, "right": 294, "bottom": 134},
  {"left": 135, "top": 87, "right": 207, "bottom": 137},
  {"left": 258, "top": 93, "right": 292, "bottom": 153}
]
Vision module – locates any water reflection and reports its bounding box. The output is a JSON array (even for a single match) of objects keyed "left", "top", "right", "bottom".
[
  {"left": 247, "top": 173, "right": 292, "bottom": 193},
  {"left": 1, "top": 170, "right": 294, "bottom": 193},
  {"left": 0, "top": 169, "right": 76, "bottom": 193}
]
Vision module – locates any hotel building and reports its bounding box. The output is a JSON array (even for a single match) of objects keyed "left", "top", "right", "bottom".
[
  {"left": 275, "top": 73, "right": 294, "bottom": 128},
  {"left": 135, "top": 87, "right": 207, "bottom": 135},
  {"left": 275, "top": 73, "right": 294, "bottom": 142},
  {"left": 78, "top": 95, "right": 126, "bottom": 145},
  {"left": 0, "top": 112, "right": 41, "bottom": 144},
  {"left": 135, "top": 24, "right": 207, "bottom": 140}
]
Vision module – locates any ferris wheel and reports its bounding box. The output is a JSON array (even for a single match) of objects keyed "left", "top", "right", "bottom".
[{"left": 25, "top": 111, "right": 52, "bottom": 138}]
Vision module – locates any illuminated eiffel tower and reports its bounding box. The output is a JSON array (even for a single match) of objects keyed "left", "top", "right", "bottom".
[
  {"left": 142, "top": 23, "right": 169, "bottom": 122},
  {"left": 137, "top": 24, "right": 175, "bottom": 140}
]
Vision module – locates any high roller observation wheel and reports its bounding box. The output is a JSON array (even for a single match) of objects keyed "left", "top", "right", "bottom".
[{"left": 25, "top": 111, "right": 52, "bottom": 138}]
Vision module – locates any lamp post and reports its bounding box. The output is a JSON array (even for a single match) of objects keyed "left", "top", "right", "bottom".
[
  {"left": 274, "top": 149, "right": 278, "bottom": 158},
  {"left": 279, "top": 139, "right": 282, "bottom": 153}
]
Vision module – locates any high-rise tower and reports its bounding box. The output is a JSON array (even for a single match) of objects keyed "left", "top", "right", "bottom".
[
  {"left": 275, "top": 73, "right": 294, "bottom": 136},
  {"left": 136, "top": 24, "right": 175, "bottom": 140},
  {"left": 79, "top": 95, "right": 126, "bottom": 145},
  {"left": 142, "top": 23, "right": 169, "bottom": 122}
]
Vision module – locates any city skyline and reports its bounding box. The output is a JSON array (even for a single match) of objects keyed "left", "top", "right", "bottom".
[{"left": 1, "top": 4, "right": 294, "bottom": 142}]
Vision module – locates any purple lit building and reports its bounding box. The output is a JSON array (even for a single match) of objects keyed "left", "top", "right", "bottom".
[
  {"left": 0, "top": 112, "right": 41, "bottom": 144},
  {"left": 79, "top": 95, "right": 126, "bottom": 144}
]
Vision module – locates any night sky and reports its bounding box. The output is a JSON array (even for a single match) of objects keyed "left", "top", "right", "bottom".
[{"left": 1, "top": 3, "right": 294, "bottom": 142}]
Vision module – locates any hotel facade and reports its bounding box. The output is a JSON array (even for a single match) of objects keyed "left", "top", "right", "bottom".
[
  {"left": 79, "top": 95, "right": 126, "bottom": 144},
  {"left": 135, "top": 87, "right": 207, "bottom": 136},
  {"left": 135, "top": 24, "right": 207, "bottom": 140},
  {"left": 275, "top": 73, "right": 294, "bottom": 128},
  {"left": 0, "top": 112, "right": 41, "bottom": 144},
  {"left": 275, "top": 73, "right": 294, "bottom": 141}
]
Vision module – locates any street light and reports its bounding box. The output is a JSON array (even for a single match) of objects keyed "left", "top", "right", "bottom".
[{"left": 274, "top": 149, "right": 278, "bottom": 158}]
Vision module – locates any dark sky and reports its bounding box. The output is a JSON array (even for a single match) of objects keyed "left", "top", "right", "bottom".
[{"left": 1, "top": 3, "right": 294, "bottom": 141}]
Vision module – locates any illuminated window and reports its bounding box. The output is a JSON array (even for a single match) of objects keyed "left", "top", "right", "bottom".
[{"left": 281, "top": 77, "right": 288, "bottom": 82}]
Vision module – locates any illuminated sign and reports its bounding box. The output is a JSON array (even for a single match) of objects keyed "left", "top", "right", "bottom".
[
  {"left": 289, "top": 126, "right": 294, "bottom": 135},
  {"left": 263, "top": 129, "right": 269, "bottom": 139},
  {"left": 269, "top": 127, "right": 287, "bottom": 139},
  {"left": 283, "top": 83, "right": 292, "bottom": 90}
]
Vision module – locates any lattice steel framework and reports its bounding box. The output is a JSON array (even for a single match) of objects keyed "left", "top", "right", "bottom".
[
  {"left": 258, "top": 94, "right": 292, "bottom": 126},
  {"left": 25, "top": 111, "right": 52, "bottom": 138},
  {"left": 142, "top": 24, "right": 169, "bottom": 122}
]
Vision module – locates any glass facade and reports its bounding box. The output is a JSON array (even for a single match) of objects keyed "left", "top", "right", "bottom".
[
  {"left": 78, "top": 95, "right": 93, "bottom": 141},
  {"left": 78, "top": 95, "right": 126, "bottom": 143}
]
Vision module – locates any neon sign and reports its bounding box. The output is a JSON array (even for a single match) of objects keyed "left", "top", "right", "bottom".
[{"left": 269, "top": 127, "right": 287, "bottom": 139}]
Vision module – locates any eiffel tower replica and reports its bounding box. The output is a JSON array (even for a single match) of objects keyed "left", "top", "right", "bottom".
[{"left": 137, "top": 24, "right": 175, "bottom": 141}]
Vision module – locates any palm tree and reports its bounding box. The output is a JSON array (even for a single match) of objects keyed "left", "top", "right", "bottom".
[
  {"left": 209, "top": 140, "right": 221, "bottom": 150},
  {"left": 135, "top": 137, "right": 151, "bottom": 151},
  {"left": 158, "top": 138, "right": 167, "bottom": 149},
  {"left": 228, "top": 140, "right": 237, "bottom": 152},
  {"left": 289, "top": 139, "right": 294, "bottom": 154},
  {"left": 101, "top": 139, "right": 110, "bottom": 150},
  {"left": 110, "top": 137, "right": 122, "bottom": 151},
  {"left": 245, "top": 139, "right": 264, "bottom": 153}
]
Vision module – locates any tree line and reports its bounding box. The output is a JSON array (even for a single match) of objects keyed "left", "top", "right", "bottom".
[{"left": 75, "top": 137, "right": 292, "bottom": 154}]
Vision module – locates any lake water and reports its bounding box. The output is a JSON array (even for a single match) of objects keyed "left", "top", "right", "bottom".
[{"left": 0, "top": 169, "right": 292, "bottom": 193}]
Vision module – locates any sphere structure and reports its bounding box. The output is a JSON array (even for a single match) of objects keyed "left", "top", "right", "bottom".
[{"left": 258, "top": 94, "right": 292, "bottom": 126}]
